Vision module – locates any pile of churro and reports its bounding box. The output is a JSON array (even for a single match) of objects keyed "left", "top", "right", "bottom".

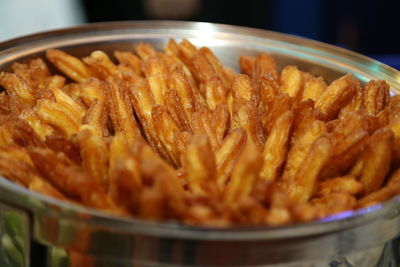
[{"left": 0, "top": 39, "right": 399, "bottom": 227}]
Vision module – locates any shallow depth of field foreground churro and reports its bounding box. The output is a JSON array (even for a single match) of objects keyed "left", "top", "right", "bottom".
[{"left": 0, "top": 38, "right": 399, "bottom": 227}]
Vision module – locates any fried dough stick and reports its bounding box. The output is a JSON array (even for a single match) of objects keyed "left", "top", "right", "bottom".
[
  {"left": 35, "top": 99, "right": 80, "bottom": 139},
  {"left": 315, "top": 74, "right": 358, "bottom": 121},
  {"left": 191, "top": 106, "right": 219, "bottom": 151},
  {"left": 232, "top": 74, "right": 258, "bottom": 109},
  {"left": 316, "top": 175, "right": 363, "bottom": 197},
  {"left": 134, "top": 140, "right": 187, "bottom": 220},
  {"left": 239, "top": 55, "right": 255, "bottom": 77},
  {"left": 142, "top": 58, "right": 168, "bottom": 105},
  {"left": 77, "top": 125, "right": 109, "bottom": 190},
  {"left": 19, "top": 59, "right": 62, "bottom": 92},
  {"left": 46, "top": 49, "right": 92, "bottom": 83},
  {"left": 18, "top": 109, "right": 54, "bottom": 140},
  {"left": 233, "top": 98, "right": 265, "bottom": 151},
  {"left": 61, "top": 82, "right": 81, "bottom": 101},
  {"left": 109, "top": 153, "right": 142, "bottom": 214},
  {"left": 83, "top": 50, "right": 119, "bottom": 80},
  {"left": 301, "top": 76, "right": 327, "bottom": 102},
  {"left": 192, "top": 47, "right": 231, "bottom": 97},
  {"left": 363, "top": 80, "right": 390, "bottom": 116},
  {"left": 152, "top": 105, "right": 186, "bottom": 167},
  {"left": 184, "top": 135, "right": 218, "bottom": 198},
  {"left": 51, "top": 87, "right": 86, "bottom": 120},
  {"left": 6, "top": 117, "right": 47, "bottom": 148},
  {"left": 114, "top": 50, "right": 143, "bottom": 77},
  {"left": 45, "top": 134, "right": 81, "bottom": 165},
  {"left": 28, "top": 147, "right": 122, "bottom": 213},
  {"left": 197, "top": 47, "right": 231, "bottom": 89},
  {"left": 280, "top": 66, "right": 304, "bottom": 102},
  {"left": 82, "top": 99, "right": 109, "bottom": 137},
  {"left": 225, "top": 140, "right": 262, "bottom": 207},
  {"left": 169, "top": 65, "right": 197, "bottom": 118},
  {"left": 310, "top": 193, "right": 356, "bottom": 219},
  {"left": 0, "top": 129, "right": 16, "bottom": 146},
  {"left": 0, "top": 72, "right": 35, "bottom": 108},
  {"left": 215, "top": 128, "right": 247, "bottom": 188},
  {"left": 261, "top": 92, "right": 294, "bottom": 135},
  {"left": 164, "top": 41, "right": 198, "bottom": 86},
  {"left": 281, "top": 109, "right": 327, "bottom": 186},
  {"left": 182, "top": 131, "right": 234, "bottom": 223},
  {"left": 212, "top": 104, "right": 230, "bottom": 143},
  {"left": 321, "top": 130, "right": 368, "bottom": 179},
  {"left": 126, "top": 76, "right": 167, "bottom": 154},
  {"left": 321, "top": 111, "right": 373, "bottom": 179},
  {"left": 106, "top": 77, "right": 141, "bottom": 144},
  {"left": 79, "top": 78, "right": 107, "bottom": 106},
  {"left": 260, "top": 110, "right": 294, "bottom": 181},
  {"left": 135, "top": 42, "right": 158, "bottom": 60},
  {"left": 232, "top": 84, "right": 265, "bottom": 150},
  {"left": 358, "top": 168, "right": 400, "bottom": 208},
  {"left": 288, "top": 135, "right": 333, "bottom": 203},
  {"left": 0, "top": 144, "right": 66, "bottom": 200},
  {"left": 0, "top": 153, "right": 67, "bottom": 200},
  {"left": 165, "top": 39, "right": 197, "bottom": 72},
  {"left": 351, "top": 128, "right": 393, "bottom": 195},
  {"left": 204, "top": 77, "right": 228, "bottom": 111},
  {"left": 165, "top": 39, "right": 198, "bottom": 80},
  {"left": 166, "top": 40, "right": 210, "bottom": 109},
  {"left": 0, "top": 145, "right": 34, "bottom": 167},
  {"left": 35, "top": 79, "right": 87, "bottom": 127},
  {"left": 108, "top": 134, "right": 141, "bottom": 214},
  {"left": 0, "top": 92, "right": 10, "bottom": 115},
  {"left": 12, "top": 58, "right": 54, "bottom": 90},
  {"left": 253, "top": 53, "right": 279, "bottom": 81},
  {"left": 165, "top": 89, "right": 192, "bottom": 133},
  {"left": 387, "top": 95, "right": 400, "bottom": 123}
]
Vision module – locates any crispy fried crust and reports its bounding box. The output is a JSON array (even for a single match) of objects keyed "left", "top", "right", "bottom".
[
  {"left": 302, "top": 76, "right": 327, "bottom": 102},
  {"left": 184, "top": 135, "right": 218, "bottom": 197},
  {"left": 315, "top": 74, "right": 358, "bottom": 121},
  {"left": 0, "top": 72, "right": 35, "bottom": 108},
  {"left": 216, "top": 128, "right": 247, "bottom": 188},
  {"left": 280, "top": 65, "right": 304, "bottom": 101},
  {"left": 357, "top": 128, "right": 393, "bottom": 195},
  {"left": 77, "top": 126, "right": 109, "bottom": 190},
  {"left": 46, "top": 49, "right": 92, "bottom": 83},
  {"left": 106, "top": 77, "right": 141, "bottom": 143},
  {"left": 225, "top": 139, "right": 262, "bottom": 206},
  {"left": 287, "top": 135, "right": 333, "bottom": 203},
  {"left": 260, "top": 110, "right": 294, "bottom": 181},
  {"left": 28, "top": 147, "right": 122, "bottom": 213}
]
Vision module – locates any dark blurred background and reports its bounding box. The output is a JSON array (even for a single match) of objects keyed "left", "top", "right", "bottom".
[{"left": 81, "top": 0, "right": 400, "bottom": 69}]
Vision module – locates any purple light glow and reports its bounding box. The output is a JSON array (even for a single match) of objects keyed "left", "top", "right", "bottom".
[{"left": 319, "top": 204, "right": 383, "bottom": 223}]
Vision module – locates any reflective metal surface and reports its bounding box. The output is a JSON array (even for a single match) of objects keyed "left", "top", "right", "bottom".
[
  {"left": 0, "top": 21, "right": 400, "bottom": 266},
  {"left": 0, "top": 202, "right": 30, "bottom": 267}
]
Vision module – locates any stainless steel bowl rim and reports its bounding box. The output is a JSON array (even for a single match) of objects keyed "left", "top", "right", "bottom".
[{"left": 1, "top": 21, "right": 400, "bottom": 241}]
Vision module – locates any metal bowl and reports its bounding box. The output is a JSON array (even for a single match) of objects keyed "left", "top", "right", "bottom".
[{"left": 1, "top": 21, "right": 400, "bottom": 267}]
